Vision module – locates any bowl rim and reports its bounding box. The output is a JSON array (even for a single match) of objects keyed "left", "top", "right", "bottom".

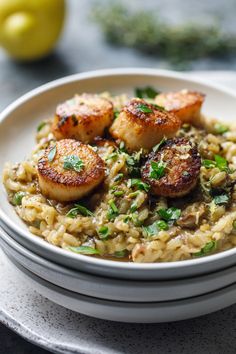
[{"left": 1, "top": 67, "right": 236, "bottom": 271}]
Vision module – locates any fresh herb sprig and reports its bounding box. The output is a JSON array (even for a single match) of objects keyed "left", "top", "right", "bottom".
[
  {"left": 66, "top": 204, "right": 94, "bottom": 218},
  {"left": 64, "top": 155, "right": 84, "bottom": 172}
]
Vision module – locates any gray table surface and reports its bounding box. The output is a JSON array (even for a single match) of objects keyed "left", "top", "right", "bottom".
[{"left": 1, "top": 0, "right": 236, "bottom": 353}]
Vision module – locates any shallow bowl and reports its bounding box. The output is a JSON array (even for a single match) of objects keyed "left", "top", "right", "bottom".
[
  {"left": 1, "top": 226, "right": 236, "bottom": 302},
  {"left": 1, "top": 68, "right": 236, "bottom": 280}
]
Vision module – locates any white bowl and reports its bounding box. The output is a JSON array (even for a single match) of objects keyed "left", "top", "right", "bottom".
[
  {"left": 1, "top": 226, "right": 236, "bottom": 302},
  {"left": 1, "top": 68, "right": 236, "bottom": 280},
  {"left": 5, "top": 251, "right": 236, "bottom": 323}
]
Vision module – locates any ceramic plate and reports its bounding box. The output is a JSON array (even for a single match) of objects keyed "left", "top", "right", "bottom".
[
  {"left": 1, "top": 68, "right": 236, "bottom": 280},
  {"left": 1, "top": 226, "right": 236, "bottom": 302}
]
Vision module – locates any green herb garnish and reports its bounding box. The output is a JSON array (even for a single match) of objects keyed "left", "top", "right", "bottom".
[
  {"left": 114, "top": 173, "right": 124, "bottom": 182},
  {"left": 202, "top": 155, "right": 229, "bottom": 172},
  {"left": 114, "top": 250, "right": 128, "bottom": 258},
  {"left": 98, "top": 226, "right": 110, "bottom": 239},
  {"left": 149, "top": 160, "right": 166, "bottom": 179},
  {"left": 106, "top": 152, "right": 118, "bottom": 161},
  {"left": 63, "top": 155, "right": 84, "bottom": 172},
  {"left": 136, "top": 103, "right": 153, "bottom": 114},
  {"left": 114, "top": 109, "right": 120, "bottom": 119},
  {"left": 233, "top": 220, "right": 236, "bottom": 229},
  {"left": 135, "top": 86, "right": 160, "bottom": 99},
  {"left": 193, "top": 241, "right": 216, "bottom": 257},
  {"left": 213, "top": 194, "right": 229, "bottom": 205},
  {"left": 127, "top": 178, "right": 150, "bottom": 192},
  {"left": 158, "top": 207, "right": 181, "bottom": 222},
  {"left": 152, "top": 103, "right": 165, "bottom": 111},
  {"left": 214, "top": 123, "right": 229, "bottom": 134},
  {"left": 152, "top": 137, "right": 166, "bottom": 153},
  {"left": 107, "top": 200, "right": 119, "bottom": 220},
  {"left": 113, "top": 190, "right": 125, "bottom": 197},
  {"left": 130, "top": 202, "right": 137, "bottom": 213},
  {"left": 126, "top": 151, "right": 142, "bottom": 178},
  {"left": 37, "top": 121, "right": 46, "bottom": 132},
  {"left": 143, "top": 220, "right": 169, "bottom": 237},
  {"left": 48, "top": 145, "right": 57, "bottom": 162},
  {"left": 12, "top": 191, "right": 26, "bottom": 206},
  {"left": 66, "top": 204, "right": 94, "bottom": 218},
  {"left": 119, "top": 141, "right": 126, "bottom": 152},
  {"left": 68, "top": 246, "right": 100, "bottom": 255}
]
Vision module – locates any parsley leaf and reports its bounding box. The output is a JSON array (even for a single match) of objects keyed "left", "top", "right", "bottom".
[
  {"left": 114, "top": 250, "right": 128, "bottom": 258},
  {"left": 114, "top": 109, "right": 120, "bottom": 119},
  {"left": 193, "top": 241, "right": 216, "bottom": 257},
  {"left": 127, "top": 178, "right": 150, "bottom": 192},
  {"left": 136, "top": 103, "right": 153, "bottom": 113},
  {"left": 135, "top": 86, "right": 160, "bottom": 99},
  {"left": 152, "top": 137, "right": 166, "bottom": 153},
  {"left": 12, "top": 191, "right": 26, "bottom": 206},
  {"left": 143, "top": 220, "right": 168, "bottom": 237},
  {"left": 66, "top": 204, "right": 94, "bottom": 218},
  {"left": 107, "top": 200, "right": 119, "bottom": 220},
  {"left": 68, "top": 246, "right": 100, "bottom": 255},
  {"left": 114, "top": 173, "right": 124, "bottom": 182},
  {"left": 214, "top": 123, "right": 229, "bottom": 134},
  {"left": 213, "top": 194, "right": 229, "bottom": 205},
  {"left": 202, "top": 155, "right": 229, "bottom": 173},
  {"left": 48, "top": 145, "right": 57, "bottom": 162},
  {"left": 149, "top": 160, "right": 166, "bottom": 179},
  {"left": 63, "top": 155, "right": 84, "bottom": 172},
  {"left": 98, "top": 226, "right": 110, "bottom": 239},
  {"left": 37, "top": 121, "right": 46, "bottom": 132},
  {"left": 158, "top": 207, "right": 181, "bottom": 222},
  {"left": 152, "top": 103, "right": 166, "bottom": 111}
]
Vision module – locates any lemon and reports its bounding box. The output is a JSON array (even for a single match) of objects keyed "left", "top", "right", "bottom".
[{"left": 0, "top": 0, "right": 65, "bottom": 61}]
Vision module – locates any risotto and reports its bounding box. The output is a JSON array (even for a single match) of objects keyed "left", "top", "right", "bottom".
[{"left": 3, "top": 87, "right": 236, "bottom": 262}]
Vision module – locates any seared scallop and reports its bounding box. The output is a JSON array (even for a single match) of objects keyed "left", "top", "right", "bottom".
[
  {"left": 141, "top": 137, "right": 201, "bottom": 197},
  {"left": 155, "top": 90, "right": 205, "bottom": 124},
  {"left": 52, "top": 94, "right": 114, "bottom": 143},
  {"left": 37, "top": 139, "right": 105, "bottom": 202},
  {"left": 109, "top": 98, "right": 181, "bottom": 151}
]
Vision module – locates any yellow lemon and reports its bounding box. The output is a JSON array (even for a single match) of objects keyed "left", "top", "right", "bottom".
[{"left": 0, "top": 0, "right": 65, "bottom": 61}]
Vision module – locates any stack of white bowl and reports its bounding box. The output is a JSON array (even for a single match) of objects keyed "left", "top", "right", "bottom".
[{"left": 1, "top": 69, "right": 236, "bottom": 323}]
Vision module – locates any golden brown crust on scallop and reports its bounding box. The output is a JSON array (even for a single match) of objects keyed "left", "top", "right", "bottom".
[
  {"left": 155, "top": 90, "right": 205, "bottom": 124},
  {"left": 109, "top": 98, "right": 181, "bottom": 151},
  {"left": 37, "top": 139, "right": 105, "bottom": 202},
  {"left": 52, "top": 94, "right": 114, "bottom": 143},
  {"left": 141, "top": 137, "right": 201, "bottom": 197}
]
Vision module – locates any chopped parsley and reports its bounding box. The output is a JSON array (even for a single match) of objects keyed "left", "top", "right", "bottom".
[
  {"left": 98, "top": 226, "right": 110, "bottom": 239},
  {"left": 152, "top": 103, "right": 166, "bottom": 111},
  {"left": 214, "top": 123, "right": 229, "bottom": 134},
  {"left": 66, "top": 204, "right": 94, "bottom": 218},
  {"left": 114, "top": 109, "right": 120, "bottom": 119},
  {"left": 127, "top": 178, "right": 150, "bottom": 192},
  {"left": 126, "top": 150, "right": 142, "bottom": 177},
  {"left": 157, "top": 207, "right": 181, "bottom": 222},
  {"left": 193, "top": 241, "right": 216, "bottom": 257},
  {"left": 136, "top": 103, "right": 153, "bottom": 114},
  {"left": 130, "top": 202, "right": 137, "bottom": 213},
  {"left": 202, "top": 155, "right": 229, "bottom": 173},
  {"left": 149, "top": 160, "right": 166, "bottom": 179},
  {"left": 152, "top": 137, "right": 166, "bottom": 153},
  {"left": 114, "top": 173, "right": 124, "bottom": 182},
  {"left": 68, "top": 246, "right": 100, "bottom": 255},
  {"left": 135, "top": 86, "right": 160, "bottom": 99},
  {"left": 114, "top": 250, "right": 128, "bottom": 258},
  {"left": 63, "top": 155, "right": 84, "bottom": 172},
  {"left": 37, "top": 121, "right": 46, "bottom": 132},
  {"left": 48, "top": 145, "right": 57, "bottom": 162},
  {"left": 233, "top": 220, "right": 236, "bottom": 229},
  {"left": 12, "top": 191, "right": 26, "bottom": 206},
  {"left": 106, "top": 152, "right": 118, "bottom": 161},
  {"left": 107, "top": 200, "right": 119, "bottom": 220},
  {"left": 143, "top": 220, "right": 169, "bottom": 237},
  {"left": 113, "top": 190, "right": 125, "bottom": 197},
  {"left": 213, "top": 194, "right": 229, "bottom": 206}
]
